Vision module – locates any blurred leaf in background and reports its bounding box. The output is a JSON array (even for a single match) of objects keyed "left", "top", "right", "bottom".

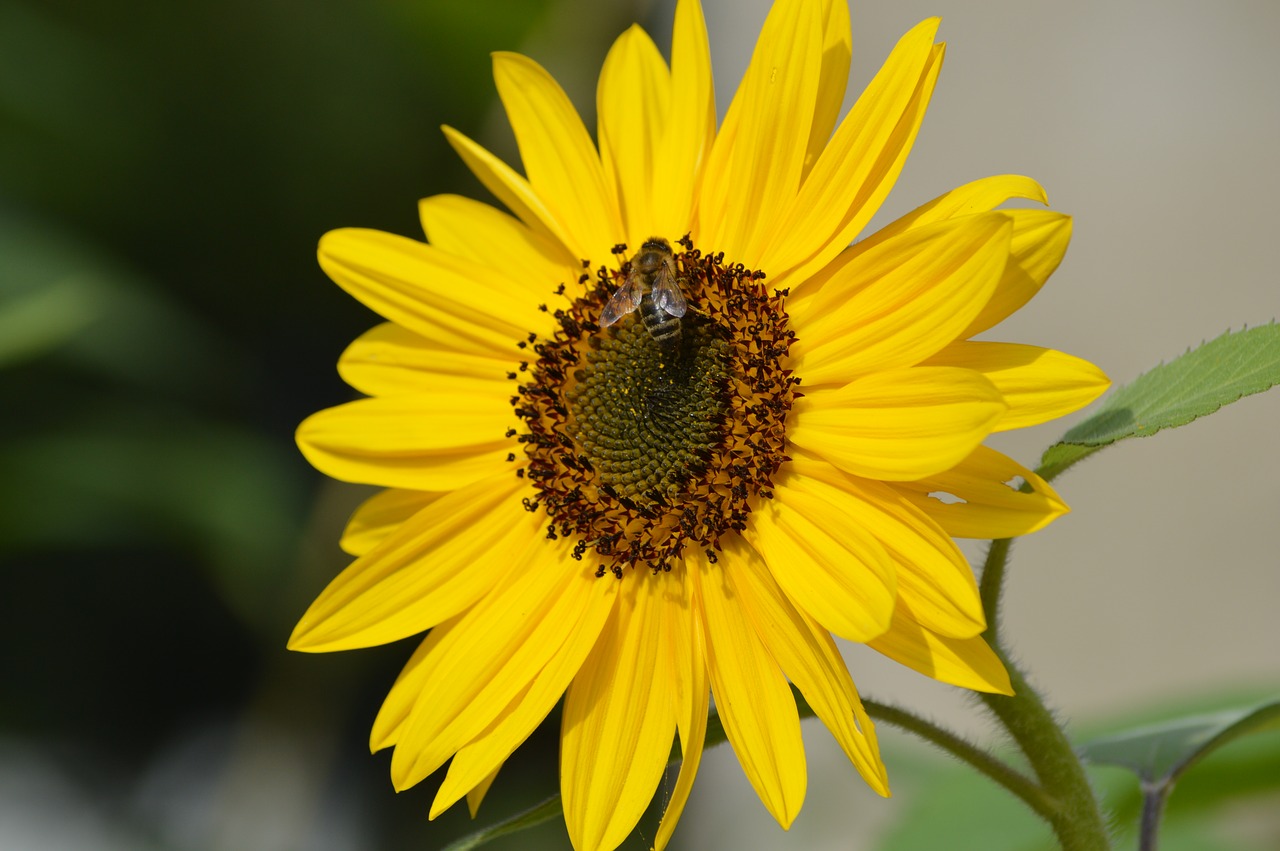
[
  {"left": 874, "top": 691, "right": 1280, "bottom": 851},
  {"left": 0, "top": 0, "right": 650, "bottom": 848}
]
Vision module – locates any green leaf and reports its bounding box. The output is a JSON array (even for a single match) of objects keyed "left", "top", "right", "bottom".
[
  {"left": 879, "top": 693, "right": 1280, "bottom": 851},
  {"left": 0, "top": 207, "right": 240, "bottom": 396},
  {"left": 1079, "top": 698, "right": 1280, "bottom": 784},
  {"left": 0, "top": 401, "right": 306, "bottom": 628},
  {"left": 1038, "top": 324, "right": 1280, "bottom": 480},
  {"left": 0, "top": 277, "right": 99, "bottom": 367},
  {"left": 1100, "top": 712, "right": 1280, "bottom": 834},
  {"left": 441, "top": 795, "right": 564, "bottom": 851}
]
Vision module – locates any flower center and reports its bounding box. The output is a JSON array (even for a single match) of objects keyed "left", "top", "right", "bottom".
[
  {"left": 511, "top": 237, "right": 798, "bottom": 577},
  {"left": 567, "top": 308, "right": 730, "bottom": 500}
]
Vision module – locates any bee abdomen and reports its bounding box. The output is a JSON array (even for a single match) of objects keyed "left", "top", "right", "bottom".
[{"left": 639, "top": 295, "right": 682, "bottom": 345}]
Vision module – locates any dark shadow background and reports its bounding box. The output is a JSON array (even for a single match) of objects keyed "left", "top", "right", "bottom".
[{"left": 0, "top": 1, "right": 656, "bottom": 848}]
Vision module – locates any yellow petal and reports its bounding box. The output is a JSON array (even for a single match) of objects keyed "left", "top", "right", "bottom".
[
  {"left": 790, "top": 214, "right": 1012, "bottom": 385},
  {"left": 597, "top": 25, "right": 670, "bottom": 248},
  {"left": 786, "top": 451, "right": 986, "bottom": 639},
  {"left": 296, "top": 394, "right": 513, "bottom": 491},
  {"left": 726, "top": 537, "right": 888, "bottom": 796},
  {"left": 743, "top": 472, "right": 896, "bottom": 642},
  {"left": 390, "top": 557, "right": 616, "bottom": 790},
  {"left": 493, "top": 52, "right": 622, "bottom": 265},
  {"left": 964, "top": 210, "right": 1073, "bottom": 337},
  {"left": 790, "top": 367, "right": 1007, "bottom": 481},
  {"left": 465, "top": 762, "right": 502, "bottom": 818},
  {"left": 762, "top": 19, "right": 942, "bottom": 286},
  {"left": 924, "top": 342, "right": 1110, "bottom": 432},
  {"left": 867, "top": 598, "right": 1012, "bottom": 694},
  {"left": 562, "top": 573, "right": 678, "bottom": 851},
  {"left": 698, "top": 0, "right": 823, "bottom": 265},
  {"left": 692, "top": 548, "right": 806, "bottom": 828},
  {"left": 431, "top": 694, "right": 527, "bottom": 821},
  {"left": 417, "top": 194, "right": 578, "bottom": 291},
  {"left": 655, "top": 566, "right": 708, "bottom": 851},
  {"left": 651, "top": 0, "right": 715, "bottom": 239},
  {"left": 855, "top": 174, "right": 1048, "bottom": 251},
  {"left": 338, "top": 322, "right": 514, "bottom": 398},
  {"left": 431, "top": 570, "right": 618, "bottom": 819},
  {"left": 800, "top": 0, "right": 852, "bottom": 182},
  {"left": 432, "top": 687, "right": 532, "bottom": 820},
  {"left": 288, "top": 472, "right": 537, "bottom": 652},
  {"left": 893, "top": 445, "right": 1069, "bottom": 539},
  {"left": 371, "top": 627, "right": 449, "bottom": 751},
  {"left": 341, "top": 368, "right": 511, "bottom": 403},
  {"left": 339, "top": 487, "right": 443, "bottom": 556},
  {"left": 318, "top": 228, "right": 554, "bottom": 358},
  {"left": 442, "top": 125, "right": 575, "bottom": 251}
]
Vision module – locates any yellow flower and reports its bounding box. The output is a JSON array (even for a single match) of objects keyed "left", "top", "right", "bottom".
[{"left": 290, "top": 1, "right": 1109, "bottom": 849}]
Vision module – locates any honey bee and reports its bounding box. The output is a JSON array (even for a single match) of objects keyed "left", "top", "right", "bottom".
[{"left": 600, "top": 237, "right": 687, "bottom": 346}]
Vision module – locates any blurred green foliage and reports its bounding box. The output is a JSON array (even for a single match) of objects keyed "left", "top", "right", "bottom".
[
  {"left": 0, "top": 1, "right": 646, "bottom": 848},
  {"left": 874, "top": 691, "right": 1280, "bottom": 851}
]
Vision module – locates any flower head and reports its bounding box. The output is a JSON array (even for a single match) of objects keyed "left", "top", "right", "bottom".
[{"left": 290, "top": 1, "right": 1109, "bottom": 848}]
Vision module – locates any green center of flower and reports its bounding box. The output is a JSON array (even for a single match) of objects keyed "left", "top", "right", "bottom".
[
  {"left": 511, "top": 237, "right": 798, "bottom": 577},
  {"left": 566, "top": 312, "right": 730, "bottom": 500}
]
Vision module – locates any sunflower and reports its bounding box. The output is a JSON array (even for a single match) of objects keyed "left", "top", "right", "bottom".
[{"left": 289, "top": 1, "right": 1108, "bottom": 848}]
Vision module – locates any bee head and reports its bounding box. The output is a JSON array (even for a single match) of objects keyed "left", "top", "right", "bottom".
[
  {"left": 640, "top": 236, "right": 672, "bottom": 253},
  {"left": 633, "top": 237, "right": 674, "bottom": 274}
]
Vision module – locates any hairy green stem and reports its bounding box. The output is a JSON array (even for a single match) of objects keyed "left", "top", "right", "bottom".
[
  {"left": 978, "top": 538, "right": 1111, "bottom": 850},
  {"left": 861, "top": 699, "right": 1056, "bottom": 822},
  {"left": 979, "top": 661, "right": 1110, "bottom": 849},
  {"left": 1137, "top": 781, "right": 1167, "bottom": 851},
  {"left": 978, "top": 537, "right": 1012, "bottom": 644}
]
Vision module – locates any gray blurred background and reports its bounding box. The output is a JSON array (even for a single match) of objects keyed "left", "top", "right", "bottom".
[
  {"left": 1, "top": 0, "right": 1275, "bottom": 849},
  {"left": 685, "top": 1, "right": 1280, "bottom": 848}
]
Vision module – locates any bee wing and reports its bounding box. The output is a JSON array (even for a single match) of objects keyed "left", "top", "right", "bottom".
[
  {"left": 650, "top": 261, "right": 687, "bottom": 317},
  {"left": 599, "top": 278, "right": 645, "bottom": 327}
]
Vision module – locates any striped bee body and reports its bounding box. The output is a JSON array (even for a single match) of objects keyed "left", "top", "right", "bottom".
[
  {"left": 639, "top": 291, "right": 682, "bottom": 345},
  {"left": 599, "top": 237, "right": 688, "bottom": 348}
]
